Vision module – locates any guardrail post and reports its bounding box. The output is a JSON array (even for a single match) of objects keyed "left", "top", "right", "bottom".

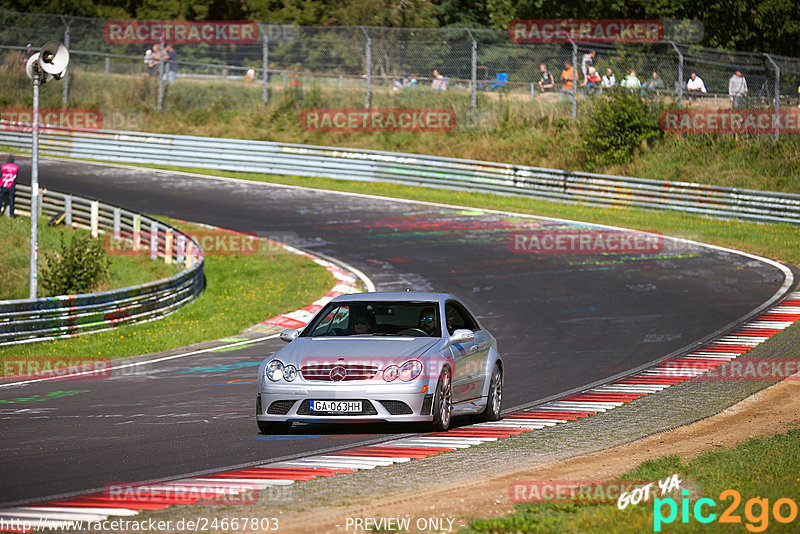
[
  {"left": 259, "top": 24, "right": 269, "bottom": 107},
  {"left": 59, "top": 15, "right": 70, "bottom": 107},
  {"left": 669, "top": 41, "right": 684, "bottom": 108},
  {"left": 466, "top": 29, "right": 477, "bottom": 119},
  {"left": 133, "top": 214, "right": 141, "bottom": 250},
  {"left": 176, "top": 235, "right": 185, "bottom": 265},
  {"left": 64, "top": 195, "right": 72, "bottom": 227},
  {"left": 150, "top": 221, "right": 158, "bottom": 260},
  {"left": 165, "top": 229, "right": 173, "bottom": 265},
  {"left": 112, "top": 207, "right": 120, "bottom": 238},
  {"left": 90, "top": 200, "right": 99, "bottom": 238},
  {"left": 361, "top": 27, "right": 372, "bottom": 109},
  {"left": 764, "top": 54, "right": 781, "bottom": 143}
]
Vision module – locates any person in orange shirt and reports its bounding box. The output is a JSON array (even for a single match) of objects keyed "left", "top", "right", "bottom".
[{"left": 560, "top": 61, "right": 574, "bottom": 96}]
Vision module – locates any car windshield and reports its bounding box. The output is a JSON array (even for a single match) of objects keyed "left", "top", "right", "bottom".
[{"left": 303, "top": 301, "right": 442, "bottom": 338}]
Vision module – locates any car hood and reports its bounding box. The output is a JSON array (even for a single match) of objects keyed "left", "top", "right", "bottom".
[{"left": 273, "top": 337, "right": 440, "bottom": 365}]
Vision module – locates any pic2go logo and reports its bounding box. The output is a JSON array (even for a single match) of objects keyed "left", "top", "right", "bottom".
[{"left": 653, "top": 489, "right": 800, "bottom": 532}]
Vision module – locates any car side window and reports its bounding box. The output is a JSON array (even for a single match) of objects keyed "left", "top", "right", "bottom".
[{"left": 445, "top": 301, "right": 479, "bottom": 335}]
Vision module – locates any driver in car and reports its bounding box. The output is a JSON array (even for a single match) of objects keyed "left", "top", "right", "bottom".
[
  {"left": 418, "top": 307, "right": 436, "bottom": 336},
  {"left": 351, "top": 306, "right": 376, "bottom": 335}
]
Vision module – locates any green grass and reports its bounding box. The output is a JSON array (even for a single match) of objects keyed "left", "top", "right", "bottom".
[
  {"left": 0, "top": 217, "right": 335, "bottom": 361},
  {"left": 0, "top": 215, "right": 178, "bottom": 300},
  {"left": 463, "top": 427, "right": 800, "bottom": 533}
]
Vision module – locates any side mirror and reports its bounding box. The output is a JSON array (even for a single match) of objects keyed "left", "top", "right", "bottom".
[
  {"left": 447, "top": 329, "right": 475, "bottom": 346},
  {"left": 279, "top": 329, "right": 299, "bottom": 343}
]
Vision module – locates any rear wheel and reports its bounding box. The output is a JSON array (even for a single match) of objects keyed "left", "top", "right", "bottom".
[
  {"left": 430, "top": 371, "right": 452, "bottom": 431},
  {"left": 257, "top": 420, "right": 292, "bottom": 434},
  {"left": 475, "top": 364, "right": 502, "bottom": 422}
]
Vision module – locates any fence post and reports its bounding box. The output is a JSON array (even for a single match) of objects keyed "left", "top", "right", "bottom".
[
  {"left": 764, "top": 54, "right": 781, "bottom": 143},
  {"left": 176, "top": 235, "right": 185, "bottom": 266},
  {"left": 669, "top": 41, "right": 684, "bottom": 108},
  {"left": 259, "top": 24, "right": 269, "bottom": 107},
  {"left": 165, "top": 229, "right": 173, "bottom": 265},
  {"left": 466, "top": 29, "right": 477, "bottom": 118},
  {"left": 133, "top": 213, "right": 141, "bottom": 250},
  {"left": 361, "top": 26, "right": 372, "bottom": 109},
  {"left": 59, "top": 15, "right": 69, "bottom": 108},
  {"left": 90, "top": 201, "right": 99, "bottom": 238},
  {"left": 113, "top": 207, "right": 120, "bottom": 237},
  {"left": 157, "top": 35, "right": 165, "bottom": 111},
  {"left": 104, "top": 56, "right": 110, "bottom": 79},
  {"left": 150, "top": 221, "right": 158, "bottom": 260},
  {"left": 571, "top": 40, "right": 577, "bottom": 119},
  {"left": 64, "top": 195, "right": 72, "bottom": 227}
]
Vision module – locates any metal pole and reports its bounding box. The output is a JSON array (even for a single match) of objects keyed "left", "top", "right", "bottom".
[
  {"left": 30, "top": 75, "right": 40, "bottom": 298},
  {"left": 466, "top": 29, "right": 477, "bottom": 118},
  {"left": 157, "top": 36, "right": 165, "bottom": 111},
  {"left": 259, "top": 24, "right": 269, "bottom": 107},
  {"left": 361, "top": 27, "right": 371, "bottom": 109},
  {"left": 571, "top": 41, "right": 577, "bottom": 119},
  {"left": 60, "top": 15, "right": 69, "bottom": 108},
  {"left": 765, "top": 54, "right": 780, "bottom": 143},
  {"left": 669, "top": 41, "right": 684, "bottom": 108}
]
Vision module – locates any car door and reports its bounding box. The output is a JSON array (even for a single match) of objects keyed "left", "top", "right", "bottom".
[{"left": 445, "top": 300, "right": 489, "bottom": 403}]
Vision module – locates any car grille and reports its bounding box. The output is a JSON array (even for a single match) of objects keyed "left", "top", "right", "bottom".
[
  {"left": 380, "top": 400, "right": 413, "bottom": 415},
  {"left": 300, "top": 364, "right": 378, "bottom": 381},
  {"left": 267, "top": 400, "right": 296, "bottom": 415},
  {"left": 296, "top": 400, "right": 378, "bottom": 416}
]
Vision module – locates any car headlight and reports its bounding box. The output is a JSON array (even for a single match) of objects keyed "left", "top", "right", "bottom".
[
  {"left": 399, "top": 359, "right": 423, "bottom": 381},
  {"left": 283, "top": 365, "right": 298, "bottom": 382},
  {"left": 266, "top": 360, "right": 284, "bottom": 381},
  {"left": 383, "top": 365, "right": 399, "bottom": 382}
]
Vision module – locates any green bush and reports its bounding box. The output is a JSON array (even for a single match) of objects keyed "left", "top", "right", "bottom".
[
  {"left": 579, "top": 89, "right": 664, "bottom": 166},
  {"left": 41, "top": 234, "right": 110, "bottom": 296}
]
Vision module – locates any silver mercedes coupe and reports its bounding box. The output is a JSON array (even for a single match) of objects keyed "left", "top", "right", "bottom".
[{"left": 256, "top": 292, "right": 503, "bottom": 433}]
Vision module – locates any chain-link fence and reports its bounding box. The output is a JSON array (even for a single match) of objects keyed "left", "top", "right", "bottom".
[{"left": 1, "top": 9, "right": 799, "bottom": 134}]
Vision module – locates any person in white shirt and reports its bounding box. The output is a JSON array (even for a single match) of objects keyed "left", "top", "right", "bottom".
[
  {"left": 686, "top": 72, "right": 707, "bottom": 94},
  {"left": 601, "top": 68, "right": 616, "bottom": 90}
]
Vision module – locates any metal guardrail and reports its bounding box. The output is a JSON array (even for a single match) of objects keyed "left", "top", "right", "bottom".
[
  {"left": 0, "top": 184, "right": 205, "bottom": 346},
  {"left": 1, "top": 125, "right": 799, "bottom": 225}
]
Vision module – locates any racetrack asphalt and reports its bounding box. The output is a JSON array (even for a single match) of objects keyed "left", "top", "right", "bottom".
[{"left": 0, "top": 159, "right": 790, "bottom": 506}]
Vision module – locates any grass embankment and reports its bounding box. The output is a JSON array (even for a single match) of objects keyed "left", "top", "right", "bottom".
[
  {"left": 465, "top": 428, "right": 800, "bottom": 533},
  {"left": 0, "top": 215, "right": 177, "bottom": 300},
  {"left": 1, "top": 64, "right": 798, "bottom": 194},
  {"left": 0, "top": 217, "right": 334, "bottom": 361}
]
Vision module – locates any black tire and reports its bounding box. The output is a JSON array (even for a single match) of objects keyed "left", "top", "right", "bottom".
[
  {"left": 257, "top": 420, "right": 292, "bottom": 434},
  {"left": 430, "top": 371, "right": 452, "bottom": 431},
  {"left": 475, "top": 364, "right": 502, "bottom": 422}
]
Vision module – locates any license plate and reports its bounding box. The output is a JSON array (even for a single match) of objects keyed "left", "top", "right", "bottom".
[{"left": 310, "top": 400, "right": 362, "bottom": 413}]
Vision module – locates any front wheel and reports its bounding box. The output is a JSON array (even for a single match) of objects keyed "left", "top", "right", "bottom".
[
  {"left": 257, "top": 420, "right": 292, "bottom": 434},
  {"left": 475, "top": 364, "right": 502, "bottom": 422},
  {"left": 430, "top": 371, "right": 452, "bottom": 431}
]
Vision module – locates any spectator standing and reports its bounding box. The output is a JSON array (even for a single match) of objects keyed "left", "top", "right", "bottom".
[
  {"left": 581, "top": 50, "right": 596, "bottom": 78},
  {"left": 560, "top": 61, "right": 574, "bottom": 97},
  {"left": 729, "top": 70, "right": 748, "bottom": 109},
  {"left": 0, "top": 154, "right": 18, "bottom": 218},
  {"left": 601, "top": 68, "right": 616, "bottom": 90},
  {"left": 537, "top": 64, "right": 554, "bottom": 92},
  {"left": 686, "top": 72, "right": 707, "bottom": 94},
  {"left": 584, "top": 66, "right": 600, "bottom": 96},
  {"left": 164, "top": 44, "right": 178, "bottom": 83},
  {"left": 146, "top": 44, "right": 161, "bottom": 76}
]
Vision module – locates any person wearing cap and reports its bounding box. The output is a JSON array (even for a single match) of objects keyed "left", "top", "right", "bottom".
[{"left": 0, "top": 155, "right": 19, "bottom": 218}]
